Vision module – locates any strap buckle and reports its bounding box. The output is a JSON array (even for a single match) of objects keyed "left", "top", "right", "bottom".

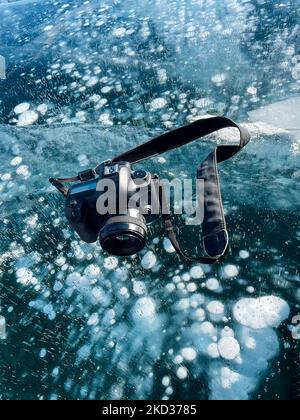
[{"left": 78, "top": 168, "right": 97, "bottom": 182}]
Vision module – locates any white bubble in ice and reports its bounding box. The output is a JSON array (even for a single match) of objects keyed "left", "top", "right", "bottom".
[
  {"left": 220, "top": 367, "right": 241, "bottom": 389},
  {"left": 222, "top": 264, "right": 239, "bottom": 279},
  {"left": 162, "top": 376, "right": 170, "bottom": 387},
  {"left": 233, "top": 296, "right": 290, "bottom": 329},
  {"left": 10, "top": 156, "right": 23, "bottom": 166},
  {"left": 181, "top": 347, "right": 197, "bottom": 361},
  {"left": 53, "top": 281, "right": 63, "bottom": 292},
  {"left": 84, "top": 264, "right": 101, "bottom": 277},
  {"left": 157, "top": 68, "right": 167, "bottom": 84},
  {"left": 133, "top": 281, "right": 146, "bottom": 295},
  {"left": 16, "top": 165, "right": 31, "bottom": 178},
  {"left": 181, "top": 273, "right": 190, "bottom": 283},
  {"left": 75, "top": 111, "right": 86, "bottom": 122},
  {"left": 199, "top": 321, "right": 216, "bottom": 336},
  {"left": 101, "top": 86, "right": 113, "bottom": 94},
  {"left": 218, "top": 337, "right": 240, "bottom": 361},
  {"left": 211, "top": 73, "right": 227, "bottom": 85},
  {"left": 190, "top": 265, "right": 205, "bottom": 279},
  {"left": 165, "top": 283, "right": 176, "bottom": 293},
  {"left": 187, "top": 282, "right": 197, "bottom": 293},
  {"left": 221, "top": 327, "right": 235, "bottom": 338},
  {"left": 191, "top": 308, "right": 206, "bottom": 322},
  {"left": 292, "top": 63, "right": 300, "bottom": 80},
  {"left": 103, "top": 257, "right": 118, "bottom": 270},
  {"left": 66, "top": 272, "right": 82, "bottom": 287},
  {"left": 0, "top": 316, "right": 6, "bottom": 340},
  {"left": 174, "top": 298, "right": 190, "bottom": 311},
  {"left": 17, "top": 110, "right": 39, "bottom": 126},
  {"left": 245, "top": 337, "right": 257, "bottom": 350},
  {"left": 239, "top": 250, "right": 250, "bottom": 259},
  {"left": 77, "top": 153, "right": 88, "bottom": 163},
  {"left": 112, "top": 27, "right": 127, "bottom": 37},
  {"left": 14, "top": 102, "right": 30, "bottom": 114},
  {"left": 39, "top": 348, "right": 47, "bottom": 358},
  {"left": 163, "top": 238, "right": 175, "bottom": 253},
  {"left": 150, "top": 98, "right": 167, "bottom": 110},
  {"left": 37, "top": 104, "right": 48, "bottom": 114},
  {"left": 16, "top": 268, "right": 33, "bottom": 285},
  {"left": 87, "top": 313, "right": 99, "bottom": 326},
  {"left": 1, "top": 173, "right": 11, "bottom": 181},
  {"left": 174, "top": 355, "right": 183, "bottom": 364},
  {"left": 206, "top": 301, "right": 225, "bottom": 322},
  {"left": 247, "top": 86, "right": 257, "bottom": 95},
  {"left": 52, "top": 367, "right": 60, "bottom": 378},
  {"left": 132, "top": 297, "right": 156, "bottom": 321},
  {"left": 119, "top": 287, "right": 128, "bottom": 297},
  {"left": 86, "top": 77, "right": 99, "bottom": 87},
  {"left": 176, "top": 366, "right": 188, "bottom": 380},
  {"left": 207, "top": 343, "right": 220, "bottom": 358},
  {"left": 44, "top": 25, "right": 54, "bottom": 31},
  {"left": 43, "top": 303, "right": 56, "bottom": 320},
  {"left": 55, "top": 256, "right": 66, "bottom": 267},
  {"left": 141, "top": 251, "right": 157, "bottom": 270},
  {"left": 206, "top": 278, "right": 220, "bottom": 291},
  {"left": 99, "top": 113, "right": 113, "bottom": 126}
]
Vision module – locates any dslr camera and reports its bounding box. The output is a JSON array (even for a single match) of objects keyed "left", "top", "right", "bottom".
[{"left": 64, "top": 161, "right": 160, "bottom": 256}]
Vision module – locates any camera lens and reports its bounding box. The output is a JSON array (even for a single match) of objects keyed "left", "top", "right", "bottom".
[{"left": 99, "top": 211, "right": 147, "bottom": 256}]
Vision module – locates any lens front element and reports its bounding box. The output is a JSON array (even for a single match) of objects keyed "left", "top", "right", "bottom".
[{"left": 99, "top": 213, "right": 147, "bottom": 256}]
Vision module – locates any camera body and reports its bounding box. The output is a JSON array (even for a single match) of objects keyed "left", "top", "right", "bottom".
[{"left": 65, "top": 161, "right": 160, "bottom": 256}]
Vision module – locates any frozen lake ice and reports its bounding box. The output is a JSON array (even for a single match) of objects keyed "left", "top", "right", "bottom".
[{"left": 0, "top": 0, "right": 299, "bottom": 401}]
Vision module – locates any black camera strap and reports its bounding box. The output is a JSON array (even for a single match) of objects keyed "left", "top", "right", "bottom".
[{"left": 111, "top": 116, "right": 250, "bottom": 263}]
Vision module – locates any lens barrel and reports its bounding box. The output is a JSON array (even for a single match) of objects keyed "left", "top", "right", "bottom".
[{"left": 99, "top": 210, "right": 147, "bottom": 256}]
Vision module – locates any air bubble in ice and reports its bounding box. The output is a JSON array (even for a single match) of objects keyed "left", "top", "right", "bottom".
[
  {"left": 14, "top": 103, "right": 30, "bottom": 114},
  {"left": 163, "top": 238, "right": 176, "bottom": 253},
  {"left": 190, "top": 265, "right": 205, "bottom": 279},
  {"left": 112, "top": 27, "right": 127, "bottom": 38},
  {"left": 103, "top": 257, "right": 118, "bottom": 270},
  {"left": 206, "top": 278, "right": 220, "bottom": 291},
  {"left": 150, "top": 98, "right": 167, "bottom": 110},
  {"left": 218, "top": 337, "right": 240, "bottom": 361},
  {"left": 17, "top": 110, "right": 39, "bottom": 126},
  {"left": 0, "top": 316, "right": 6, "bottom": 340},
  {"left": 84, "top": 264, "right": 101, "bottom": 277},
  {"left": 207, "top": 301, "right": 225, "bottom": 322},
  {"left": 239, "top": 250, "right": 250, "bottom": 259},
  {"left": 132, "top": 297, "right": 156, "bottom": 321},
  {"left": 87, "top": 313, "right": 99, "bottom": 326},
  {"left": 181, "top": 347, "right": 197, "bottom": 361},
  {"left": 176, "top": 366, "right": 188, "bottom": 379},
  {"left": 233, "top": 296, "right": 290, "bottom": 329},
  {"left": 222, "top": 264, "right": 239, "bottom": 279},
  {"left": 141, "top": 251, "right": 157, "bottom": 270},
  {"left": 10, "top": 156, "right": 22, "bottom": 166}
]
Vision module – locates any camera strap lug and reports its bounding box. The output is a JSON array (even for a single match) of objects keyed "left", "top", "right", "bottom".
[{"left": 78, "top": 168, "right": 97, "bottom": 182}]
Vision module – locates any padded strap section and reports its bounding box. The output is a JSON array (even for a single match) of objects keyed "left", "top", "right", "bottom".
[{"left": 112, "top": 117, "right": 250, "bottom": 164}]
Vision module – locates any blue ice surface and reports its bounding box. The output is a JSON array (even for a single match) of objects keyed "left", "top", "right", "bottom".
[{"left": 0, "top": 0, "right": 299, "bottom": 401}]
